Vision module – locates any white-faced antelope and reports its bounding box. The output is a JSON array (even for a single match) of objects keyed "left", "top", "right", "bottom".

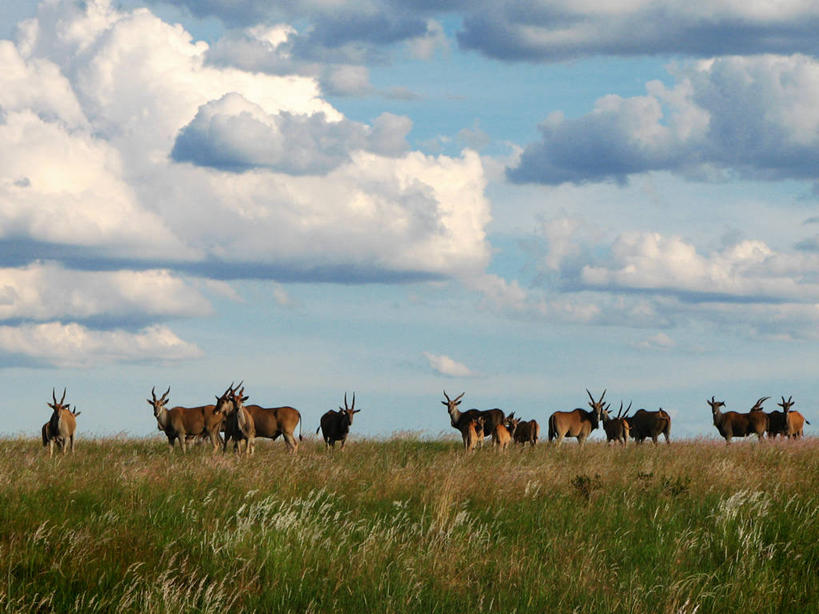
[
  {"left": 547, "top": 389, "right": 605, "bottom": 446},
  {"left": 42, "top": 388, "right": 79, "bottom": 457},
  {"left": 316, "top": 392, "right": 361, "bottom": 449},
  {"left": 147, "top": 386, "right": 224, "bottom": 453},
  {"left": 708, "top": 396, "right": 768, "bottom": 443},
  {"left": 602, "top": 401, "right": 631, "bottom": 445},
  {"left": 442, "top": 391, "right": 506, "bottom": 450}
]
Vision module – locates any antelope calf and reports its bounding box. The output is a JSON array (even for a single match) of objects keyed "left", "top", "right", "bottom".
[
  {"left": 492, "top": 418, "right": 517, "bottom": 451},
  {"left": 506, "top": 413, "right": 539, "bottom": 446},
  {"left": 42, "top": 389, "right": 79, "bottom": 457},
  {"left": 602, "top": 401, "right": 631, "bottom": 445},
  {"left": 465, "top": 417, "right": 484, "bottom": 452}
]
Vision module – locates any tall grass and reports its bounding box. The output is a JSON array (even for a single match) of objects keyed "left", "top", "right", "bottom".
[{"left": 0, "top": 436, "right": 816, "bottom": 612}]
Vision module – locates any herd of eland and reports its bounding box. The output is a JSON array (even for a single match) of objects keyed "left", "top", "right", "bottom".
[{"left": 37, "top": 386, "right": 811, "bottom": 456}]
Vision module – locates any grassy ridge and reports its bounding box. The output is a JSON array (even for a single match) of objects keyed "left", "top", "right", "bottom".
[{"left": 1, "top": 437, "right": 817, "bottom": 613}]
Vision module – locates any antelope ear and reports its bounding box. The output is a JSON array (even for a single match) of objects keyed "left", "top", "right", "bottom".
[
  {"left": 74, "top": 411, "right": 81, "bottom": 418},
  {"left": 242, "top": 395, "right": 249, "bottom": 402},
  {"left": 354, "top": 409, "right": 361, "bottom": 414},
  {"left": 147, "top": 399, "right": 153, "bottom": 405},
  {"left": 441, "top": 401, "right": 449, "bottom": 406}
]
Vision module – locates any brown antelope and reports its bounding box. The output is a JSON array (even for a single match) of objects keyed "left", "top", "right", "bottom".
[
  {"left": 506, "top": 413, "right": 539, "bottom": 446},
  {"left": 219, "top": 385, "right": 256, "bottom": 456},
  {"left": 148, "top": 386, "right": 224, "bottom": 453},
  {"left": 548, "top": 389, "right": 605, "bottom": 446},
  {"left": 465, "top": 416, "right": 484, "bottom": 452},
  {"left": 766, "top": 396, "right": 791, "bottom": 439},
  {"left": 240, "top": 389, "right": 303, "bottom": 453},
  {"left": 442, "top": 391, "right": 506, "bottom": 449},
  {"left": 627, "top": 407, "right": 671, "bottom": 444},
  {"left": 709, "top": 396, "right": 768, "bottom": 443},
  {"left": 316, "top": 392, "right": 361, "bottom": 449},
  {"left": 602, "top": 401, "right": 631, "bottom": 445},
  {"left": 779, "top": 396, "right": 811, "bottom": 438},
  {"left": 492, "top": 419, "right": 516, "bottom": 450},
  {"left": 42, "top": 388, "right": 79, "bottom": 457}
]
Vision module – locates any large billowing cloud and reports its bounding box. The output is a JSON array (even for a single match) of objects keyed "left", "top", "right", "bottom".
[
  {"left": 0, "top": 0, "right": 492, "bottom": 365},
  {"left": 509, "top": 55, "right": 819, "bottom": 185}
]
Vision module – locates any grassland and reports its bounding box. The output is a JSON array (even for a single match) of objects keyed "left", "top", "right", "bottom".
[{"left": 0, "top": 436, "right": 817, "bottom": 613}]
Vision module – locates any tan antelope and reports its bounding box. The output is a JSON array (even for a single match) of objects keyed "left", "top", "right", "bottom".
[
  {"left": 709, "top": 396, "right": 768, "bottom": 443},
  {"left": 442, "top": 391, "right": 506, "bottom": 449},
  {"left": 493, "top": 417, "right": 517, "bottom": 451},
  {"left": 506, "top": 413, "right": 539, "bottom": 446},
  {"left": 218, "top": 385, "right": 256, "bottom": 456},
  {"left": 548, "top": 389, "right": 606, "bottom": 446},
  {"left": 627, "top": 407, "right": 671, "bottom": 444},
  {"left": 240, "top": 389, "right": 303, "bottom": 453},
  {"left": 465, "top": 417, "right": 484, "bottom": 452},
  {"left": 316, "top": 392, "right": 361, "bottom": 449},
  {"left": 602, "top": 401, "right": 631, "bottom": 445},
  {"left": 779, "top": 396, "right": 811, "bottom": 438},
  {"left": 148, "top": 386, "right": 224, "bottom": 453},
  {"left": 41, "top": 388, "right": 79, "bottom": 457}
]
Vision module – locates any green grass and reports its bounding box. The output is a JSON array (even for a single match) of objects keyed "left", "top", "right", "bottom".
[{"left": 1, "top": 436, "right": 817, "bottom": 612}]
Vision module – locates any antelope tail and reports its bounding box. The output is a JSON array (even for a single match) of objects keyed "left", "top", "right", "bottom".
[
  {"left": 299, "top": 414, "right": 303, "bottom": 441},
  {"left": 548, "top": 414, "right": 556, "bottom": 442},
  {"left": 315, "top": 425, "right": 321, "bottom": 435}
]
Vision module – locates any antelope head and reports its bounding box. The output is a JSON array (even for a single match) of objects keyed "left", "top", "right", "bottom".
[
  {"left": 215, "top": 381, "right": 241, "bottom": 416},
  {"left": 777, "top": 396, "right": 795, "bottom": 414},
  {"left": 47, "top": 387, "right": 68, "bottom": 415},
  {"left": 586, "top": 388, "right": 607, "bottom": 427},
  {"left": 707, "top": 396, "right": 725, "bottom": 420},
  {"left": 338, "top": 392, "right": 361, "bottom": 427},
  {"left": 147, "top": 386, "right": 171, "bottom": 418},
  {"left": 442, "top": 390, "right": 465, "bottom": 421},
  {"left": 750, "top": 396, "right": 770, "bottom": 412}
]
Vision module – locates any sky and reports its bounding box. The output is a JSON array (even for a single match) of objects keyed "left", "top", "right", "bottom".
[{"left": 1, "top": 0, "right": 818, "bottom": 441}]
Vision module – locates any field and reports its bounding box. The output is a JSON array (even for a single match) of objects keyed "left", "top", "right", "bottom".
[{"left": 1, "top": 436, "right": 817, "bottom": 613}]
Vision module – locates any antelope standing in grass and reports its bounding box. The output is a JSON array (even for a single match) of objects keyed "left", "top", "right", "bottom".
[
  {"left": 602, "top": 401, "right": 631, "bottom": 445},
  {"left": 548, "top": 389, "right": 605, "bottom": 446},
  {"left": 218, "top": 385, "right": 256, "bottom": 456},
  {"left": 709, "top": 396, "right": 768, "bottom": 443},
  {"left": 465, "top": 417, "right": 484, "bottom": 452},
  {"left": 240, "top": 389, "right": 303, "bottom": 453},
  {"left": 148, "top": 386, "right": 224, "bottom": 453},
  {"left": 42, "top": 388, "right": 79, "bottom": 457},
  {"left": 778, "top": 396, "right": 811, "bottom": 438},
  {"left": 766, "top": 396, "right": 791, "bottom": 439},
  {"left": 506, "top": 413, "right": 539, "bottom": 446},
  {"left": 627, "top": 407, "right": 671, "bottom": 444},
  {"left": 316, "top": 393, "right": 361, "bottom": 449},
  {"left": 493, "top": 417, "right": 517, "bottom": 451},
  {"left": 442, "top": 391, "right": 506, "bottom": 450}
]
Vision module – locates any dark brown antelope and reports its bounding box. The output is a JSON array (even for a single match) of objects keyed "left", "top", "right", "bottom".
[
  {"left": 548, "top": 389, "right": 605, "bottom": 446},
  {"left": 42, "top": 388, "right": 79, "bottom": 457},
  {"left": 218, "top": 385, "right": 256, "bottom": 456},
  {"left": 779, "top": 396, "right": 811, "bottom": 438},
  {"left": 240, "top": 389, "right": 303, "bottom": 453},
  {"left": 316, "top": 392, "right": 361, "bottom": 449},
  {"left": 147, "top": 386, "right": 223, "bottom": 453},
  {"left": 505, "top": 413, "right": 539, "bottom": 446},
  {"left": 442, "top": 391, "right": 506, "bottom": 450},
  {"left": 709, "top": 396, "right": 768, "bottom": 443},
  {"left": 766, "top": 396, "right": 790, "bottom": 439},
  {"left": 465, "top": 416, "right": 484, "bottom": 452},
  {"left": 602, "top": 401, "right": 631, "bottom": 445},
  {"left": 627, "top": 407, "right": 671, "bottom": 444}
]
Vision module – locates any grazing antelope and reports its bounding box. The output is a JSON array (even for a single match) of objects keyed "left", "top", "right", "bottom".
[
  {"left": 465, "top": 417, "right": 484, "bottom": 452},
  {"left": 602, "top": 401, "right": 631, "bottom": 445},
  {"left": 240, "top": 389, "right": 303, "bottom": 453},
  {"left": 627, "top": 407, "right": 671, "bottom": 444},
  {"left": 493, "top": 417, "right": 517, "bottom": 450},
  {"left": 709, "top": 396, "right": 768, "bottom": 443},
  {"left": 548, "top": 389, "right": 606, "bottom": 446},
  {"left": 316, "top": 392, "right": 361, "bottom": 449},
  {"left": 779, "top": 396, "right": 811, "bottom": 438},
  {"left": 442, "top": 391, "right": 506, "bottom": 450},
  {"left": 506, "top": 413, "right": 539, "bottom": 446},
  {"left": 148, "top": 386, "right": 224, "bottom": 453},
  {"left": 42, "top": 388, "right": 79, "bottom": 457},
  {"left": 219, "top": 385, "right": 256, "bottom": 456}
]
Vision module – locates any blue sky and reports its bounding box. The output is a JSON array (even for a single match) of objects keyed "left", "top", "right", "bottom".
[{"left": 2, "top": 0, "right": 818, "bottom": 441}]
